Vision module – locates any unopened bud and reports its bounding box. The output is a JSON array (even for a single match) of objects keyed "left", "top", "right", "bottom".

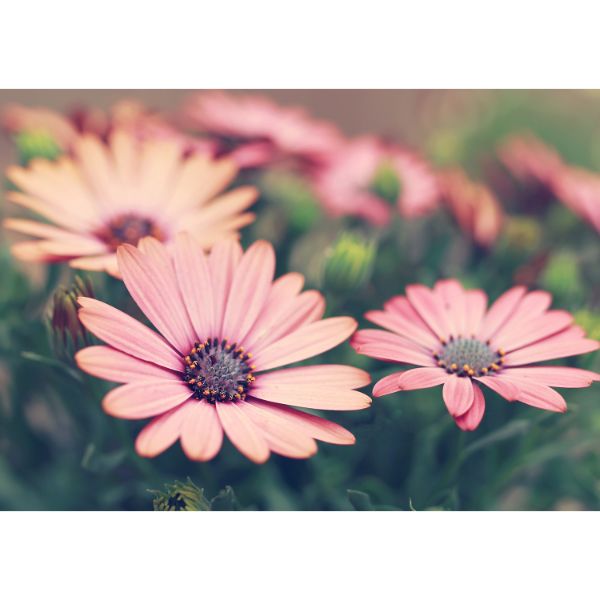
[
  {"left": 370, "top": 160, "right": 401, "bottom": 204},
  {"left": 151, "top": 478, "right": 210, "bottom": 511},
  {"left": 502, "top": 216, "right": 542, "bottom": 253},
  {"left": 47, "top": 276, "right": 94, "bottom": 359},
  {"left": 573, "top": 310, "right": 600, "bottom": 342},
  {"left": 322, "top": 232, "right": 377, "bottom": 293},
  {"left": 540, "top": 251, "right": 583, "bottom": 301},
  {"left": 14, "top": 129, "right": 62, "bottom": 164}
]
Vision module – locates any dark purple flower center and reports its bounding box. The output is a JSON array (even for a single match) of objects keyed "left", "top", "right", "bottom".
[
  {"left": 183, "top": 339, "right": 255, "bottom": 403},
  {"left": 96, "top": 213, "right": 165, "bottom": 250},
  {"left": 434, "top": 336, "right": 504, "bottom": 377}
]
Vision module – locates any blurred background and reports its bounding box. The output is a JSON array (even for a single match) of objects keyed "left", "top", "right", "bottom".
[{"left": 0, "top": 90, "right": 599, "bottom": 511}]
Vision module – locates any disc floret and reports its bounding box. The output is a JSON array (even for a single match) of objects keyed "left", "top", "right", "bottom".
[
  {"left": 183, "top": 338, "right": 256, "bottom": 403},
  {"left": 433, "top": 336, "right": 505, "bottom": 377}
]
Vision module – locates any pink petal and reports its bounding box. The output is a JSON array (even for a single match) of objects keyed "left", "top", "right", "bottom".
[
  {"left": 209, "top": 238, "right": 243, "bottom": 337},
  {"left": 250, "top": 380, "right": 371, "bottom": 411},
  {"left": 102, "top": 380, "right": 192, "bottom": 419},
  {"left": 465, "top": 290, "right": 488, "bottom": 337},
  {"left": 372, "top": 367, "right": 448, "bottom": 397},
  {"left": 135, "top": 402, "right": 193, "bottom": 458},
  {"left": 238, "top": 402, "right": 317, "bottom": 459},
  {"left": 247, "top": 400, "right": 355, "bottom": 445},
  {"left": 475, "top": 375, "right": 520, "bottom": 401},
  {"left": 493, "top": 310, "right": 572, "bottom": 352},
  {"left": 69, "top": 254, "right": 119, "bottom": 276},
  {"left": 352, "top": 328, "right": 431, "bottom": 353},
  {"left": 117, "top": 242, "right": 195, "bottom": 353},
  {"left": 173, "top": 232, "right": 215, "bottom": 342},
  {"left": 442, "top": 374, "right": 474, "bottom": 417},
  {"left": 256, "top": 365, "right": 370, "bottom": 389},
  {"left": 502, "top": 366, "right": 600, "bottom": 388},
  {"left": 253, "top": 317, "right": 357, "bottom": 371},
  {"left": 489, "top": 290, "right": 552, "bottom": 344},
  {"left": 249, "top": 290, "right": 325, "bottom": 353},
  {"left": 434, "top": 279, "right": 467, "bottom": 338},
  {"left": 350, "top": 331, "right": 435, "bottom": 367},
  {"left": 504, "top": 338, "right": 599, "bottom": 366},
  {"left": 222, "top": 240, "right": 275, "bottom": 343},
  {"left": 405, "top": 284, "right": 451, "bottom": 340},
  {"left": 455, "top": 382, "right": 486, "bottom": 431},
  {"left": 215, "top": 401, "right": 270, "bottom": 463},
  {"left": 77, "top": 297, "right": 182, "bottom": 371},
  {"left": 242, "top": 272, "right": 305, "bottom": 348},
  {"left": 383, "top": 295, "right": 440, "bottom": 347},
  {"left": 395, "top": 367, "right": 449, "bottom": 391},
  {"left": 180, "top": 401, "right": 224, "bottom": 461},
  {"left": 364, "top": 309, "right": 437, "bottom": 350},
  {"left": 478, "top": 286, "right": 526, "bottom": 341},
  {"left": 498, "top": 376, "right": 568, "bottom": 412},
  {"left": 75, "top": 346, "right": 178, "bottom": 383}
]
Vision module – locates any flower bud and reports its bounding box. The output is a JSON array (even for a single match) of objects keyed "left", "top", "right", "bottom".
[
  {"left": 151, "top": 478, "right": 210, "bottom": 511},
  {"left": 322, "top": 232, "right": 377, "bottom": 294},
  {"left": 573, "top": 309, "right": 600, "bottom": 342},
  {"left": 47, "top": 276, "right": 94, "bottom": 359},
  {"left": 14, "top": 129, "right": 62, "bottom": 164},
  {"left": 370, "top": 160, "right": 401, "bottom": 204}
]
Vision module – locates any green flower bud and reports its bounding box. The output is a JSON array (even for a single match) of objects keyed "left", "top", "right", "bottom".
[
  {"left": 47, "top": 276, "right": 94, "bottom": 359},
  {"left": 370, "top": 160, "right": 401, "bottom": 204},
  {"left": 540, "top": 251, "right": 584, "bottom": 301},
  {"left": 151, "top": 478, "right": 211, "bottom": 511},
  {"left": 322, "top": 232, "right": 377, "bottom": 294},
  {"left": 14, "top": 129, "right": 62, "bottom": 164}
]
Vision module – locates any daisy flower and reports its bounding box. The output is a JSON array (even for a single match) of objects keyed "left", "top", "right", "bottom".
[
  {"left": 182, "top": 91, "right": 344, "bottom": 169},
  {"left": 4, "top": 130, "right": 256, "bottom": 276},
  {"left": 438, "top": 169, "right": 504, "bottom": 247},
  {"left": 75, "top": 234, "right": 370, "bottom": 462},
  {"left": 351, "top": 279, "right": 599, "bottom": 431},
  {"left": 312, "top": 136, "right": 439, "bottom": 226}
]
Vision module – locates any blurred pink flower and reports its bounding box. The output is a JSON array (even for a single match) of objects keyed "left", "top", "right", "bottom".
[
  {"left": 75, "top": 235, "right": 370, "bottom": 462},
  {"left": 352, "top": 280, "right": 599, "bottom": 431},
  {"left": 182, "top": 91, "right": 344, "bottom": 168},
  {"left": 498, "top": 133, "right": 563, "bottom": 190},
  {"left": 498, "top": 133, "right": 600, "bottom": 233},
  {"left": 312, "top": 136, "right": 439, "bottom": 226},
  {"left": 4, "top": 130, "right": 256, "bottom": 276},
  {"left": 553, "top": 166, "right": 600, "bottom": 233},
  {"left": 438, "top": 169, "right": 504, "bottom": 247}
]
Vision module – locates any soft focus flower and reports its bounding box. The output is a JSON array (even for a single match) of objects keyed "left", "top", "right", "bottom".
[
  {"left": 438, "top": 169, "right": 504, "bottom": 247},
  {"left": 313, "top": 136, "right": 439, "bottom": 226},
  {"left": 352, "top": 279, "right": 599, "bottom": 431},
  {"left": 4, "top": 130, "right": 256, "bottom": 276},
  {"left": 498, "top": 134, "right": 563, "bottom": 192},
  {"left": 182, "top": 91, "right": 344, "bottom": 169},
  {"left": 75, "top": 235, "right": 371, "bottom": 462},
  {"left": 322, "top": 231, "right": 377, "bottom": 294},
  {"left": 552, "top": 166, "right": 600, "bottom": 233}
]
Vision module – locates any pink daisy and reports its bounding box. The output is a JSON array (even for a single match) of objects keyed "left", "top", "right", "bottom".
[
  {"left": 438, "top": 169, "right": 504, "bottom": 247},
  {"left": 4, "top": 129, "right": 257, "bottom": 277},
  {"left": 182, "top": 91, "right": 344, "bottom": 169},
  {"left": 312, "top": 136, "right": 439, "bottom": 226},
  {"left": 351, "top": 280, "right": 599, "bottom": 431},
  {"left": 75, "top": 234, "right": 371, "bottom": 463}
]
